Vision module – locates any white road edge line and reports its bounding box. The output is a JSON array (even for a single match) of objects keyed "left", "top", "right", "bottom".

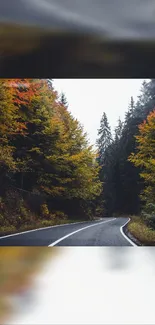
[
  {"left": 120, "top": 218, "right": 137, "bottom": 246},
  {"left": 0, "top": 219, "right": 103, "bottom": 240},
  {"left": 48, "top": 218, "right": 116, "bottom": 247}
]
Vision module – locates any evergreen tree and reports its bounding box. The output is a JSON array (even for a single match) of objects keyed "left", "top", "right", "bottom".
[
  {"left": 60, "top": 92, "right": 68, "bottom": 107},
  {"left": 96, "top": 112, "right": 112, "bottom": 165},
  {"left": 116, "top": 95, "right": 142, "bottom": 215},
  {"left": 96, "top": 112, "right": 114, "bottom": 216},
  {"left": 96, "top": 79, "right": 155, "bottom": 218},
  {"left": 114, "top": 117, "right": 123, "bottom": 143},
  {"left": 119, "top": 80, "right": 155, "bottom": 214}
]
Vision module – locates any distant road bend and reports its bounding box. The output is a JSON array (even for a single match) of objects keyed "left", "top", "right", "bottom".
[{"left": 0, "top": 217, "right": 136, "bottom": 246}]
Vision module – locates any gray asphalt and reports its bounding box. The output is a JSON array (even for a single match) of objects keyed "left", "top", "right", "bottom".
[{"left": 0, "top": 217, "right": 133, "bottom": 246}]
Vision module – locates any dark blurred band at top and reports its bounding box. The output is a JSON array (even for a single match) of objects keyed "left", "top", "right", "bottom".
[{"left": 0, "top": 0, "right": 155, "bottom": 78}]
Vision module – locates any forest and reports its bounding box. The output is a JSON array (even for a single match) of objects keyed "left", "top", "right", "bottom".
[
  {"left": 97, "top": 79, "right": 155, "bottom": 243},
  {"left": 0, "top": 79, "right": 101, "bottom": 233},
  {"left": 0, "top": 79, "right": 155, "bottom": 238}
]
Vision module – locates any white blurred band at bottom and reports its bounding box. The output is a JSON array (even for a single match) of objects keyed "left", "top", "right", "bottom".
[{"left": 5, "top": 247, "right": 155, "bottom": 325}]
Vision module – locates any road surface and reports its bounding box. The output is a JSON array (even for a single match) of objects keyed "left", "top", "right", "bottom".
[{"left": 0, "top": 217, "right": 136, "bottom": 246}]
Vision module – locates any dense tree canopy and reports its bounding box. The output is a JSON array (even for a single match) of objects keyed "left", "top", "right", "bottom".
[
  {"left": 129, "top": 110, "right": 155, "bottom": 204},
  {"left": 96, "top": 79, "right": 155, "bottom": 221},
  {"left": 1, "top": 78, "right": 155, "bottom": 232},
  {"left": 0, "top": 79, "right": 102, "bottom": 230}
]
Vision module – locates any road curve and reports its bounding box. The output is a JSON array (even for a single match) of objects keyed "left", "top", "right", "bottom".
[{"left": 0, "top": 217, "right": 135, "bottom": 246}]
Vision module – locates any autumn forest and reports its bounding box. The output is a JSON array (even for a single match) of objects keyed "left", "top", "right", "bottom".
[{"left": 0, "top": 79, "right": 155, "bottom": 243}]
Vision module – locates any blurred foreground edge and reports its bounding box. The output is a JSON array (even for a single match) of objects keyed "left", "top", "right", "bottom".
[{"left": 0, "top": 22, "right": 155, "bottom": 78}]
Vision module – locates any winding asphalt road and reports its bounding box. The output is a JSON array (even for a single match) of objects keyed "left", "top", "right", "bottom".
[{"left": 0, "top": 217, "right": 136, "bottom": 246}]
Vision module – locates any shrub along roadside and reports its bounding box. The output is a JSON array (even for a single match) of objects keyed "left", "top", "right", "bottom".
[
  {"left": 0, "top": 217, "right": 91, "bottom": 237},
  {"left": 127, "top": 216, "right": 155, "bottom": 246},
  {"left": 0, "top": 193, "right": 93, "bottom": 236}
]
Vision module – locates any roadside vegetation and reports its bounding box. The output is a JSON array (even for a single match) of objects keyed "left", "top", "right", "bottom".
[
  {"left": 96, "top": 79, "right": 155, "bottom": 245},
  {"left": 1, "top": 79, "right": 155, "bottom": 243},
  {"left": 127, "top": 216, "right": 155, "bottom": 246},
  {"left": 0, "top": 79, "right": 102, "bottom": 234}
]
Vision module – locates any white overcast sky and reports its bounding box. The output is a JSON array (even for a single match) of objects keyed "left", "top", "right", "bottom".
[{"left": 53, "top": 79, "right": 147, "bottom": 147}]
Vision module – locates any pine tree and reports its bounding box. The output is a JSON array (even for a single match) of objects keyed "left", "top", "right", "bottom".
[
  {"left": 114, "top": 117, "right": 123, "bottom": 142},
  {"left": 119, "top": 81, "right": 155, "bottom": 214},
  {"left": 96, "top": 112, "right": 112, "bottom": 164},
  {"left": 96, "top": 113, "right": 114, "bottom": 216},
  {"left": 96, "top": 79, "right": 155, "bottom": 217},
  {"left": 60, "top": 92, "right": 68, "bottom": 108}
]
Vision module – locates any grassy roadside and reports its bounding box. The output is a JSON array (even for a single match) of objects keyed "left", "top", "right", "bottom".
[
  {"left": 0, "top": 217, "right": 95, "bottom": 237},
  {"left": 127, "top": 216, "right": 155, "bottom": 246}
]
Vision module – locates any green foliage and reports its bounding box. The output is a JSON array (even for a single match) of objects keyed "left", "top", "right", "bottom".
[
  {"left": 128, "top": 215, "right": 155, "bottom": 246},
  {"left": 96, "top": 112, "right": 112, "bottom": 165},
  {"left": 142, "top": 203, "right": 155, "bottom": 229},
  {"left": 60, "top": 92, "right": 68, "bottom": 107},
  {"left": 96, "top": 79, "right": 155, "bottom": 217},
  {"left": 40, "top": 220, "right": 54, "bottom": 227},
  {"left": 129, "top": 109, "right": 155, "bottom": 228},
  {"left": 40, "top": 203, "right": 49, "bottom": 218},
  {"left": 0, "top": 79, "right": 102, "bottom": 230},
  {"left": 54, "top": 211, "right": 68, "bottom": 220},
  {"left": 114, "top": 117, "right": 123, "bottom": 143},
  {"left": 0, "top": 214, "right": 5, "bottom": 227},
  {"left": 96, "top": 112, "right": 114, "bottom": 216}
]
